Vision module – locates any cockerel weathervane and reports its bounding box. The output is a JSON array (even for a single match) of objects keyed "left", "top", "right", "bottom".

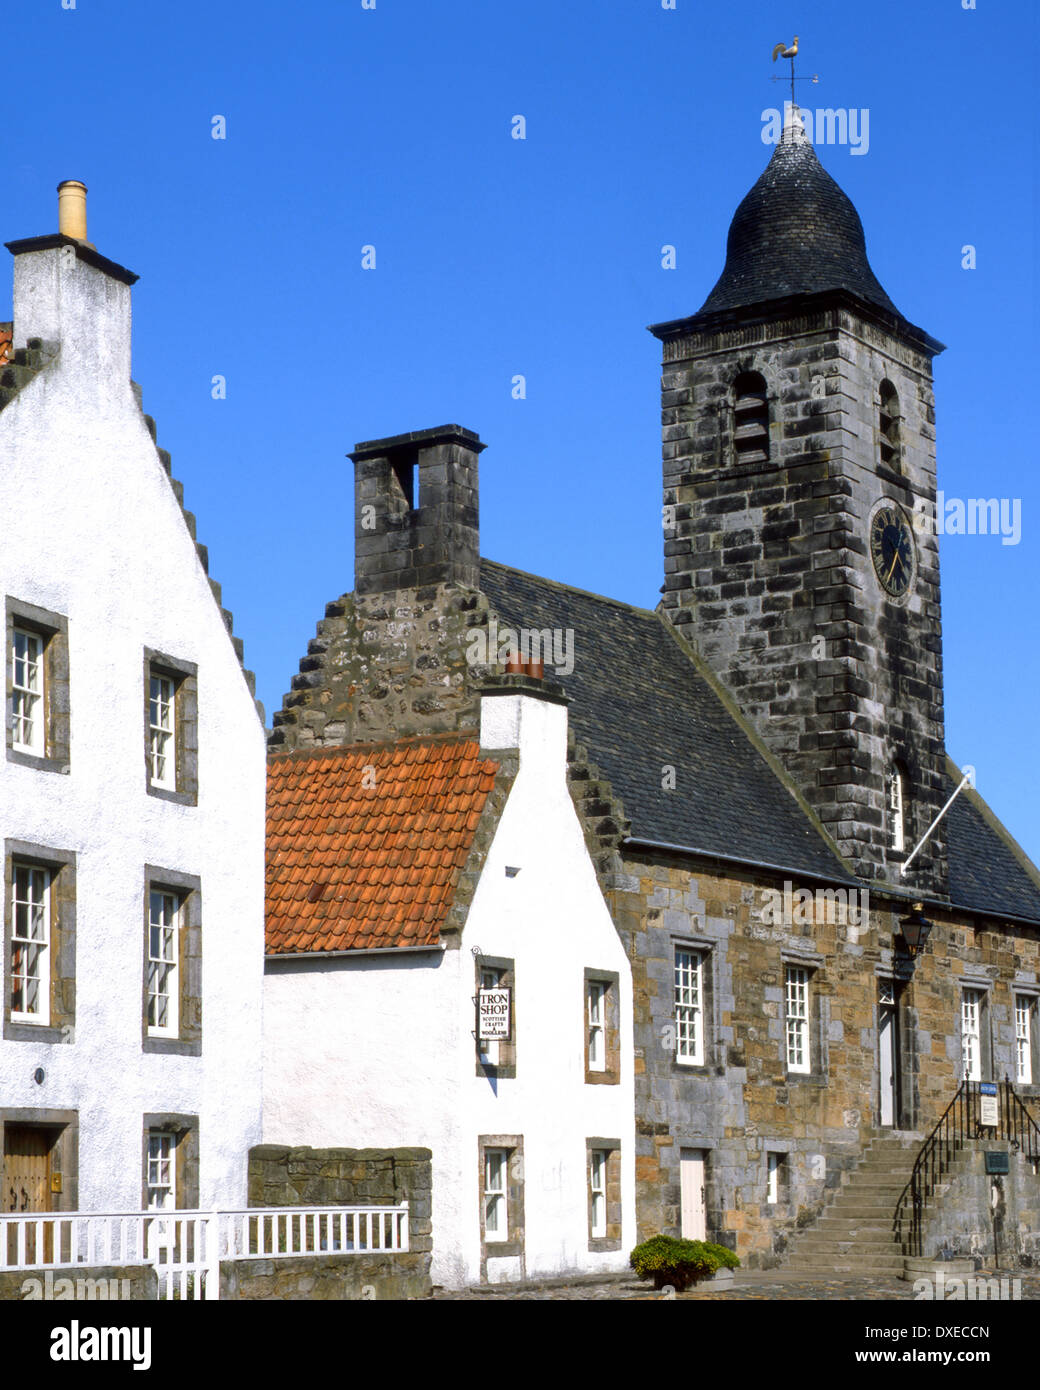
[{"left": 771, "top": 35, "right": 819, "bottom": 109}]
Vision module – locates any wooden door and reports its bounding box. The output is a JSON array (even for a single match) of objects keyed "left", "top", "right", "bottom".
[
  {"left": 4, "top": 1126, "right": 54, "bottom": 1264},
  {"left": 679, "top": 1148, "right": 707, "bottom": 1240}
]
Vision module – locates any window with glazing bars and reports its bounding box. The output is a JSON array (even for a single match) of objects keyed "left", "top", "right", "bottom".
[
  {"left": 483, "top": 1148, "right": 508, "bottom": 1242},
  {"left": 785, "top": 966, "right": 810, "bottom": 1073},
  {"left": 146, "top": 1132, "right": 176, "bottom": 1210},
  {"left": 148, "top": 890, "right": 179, "bottom": 1036},
  {"left": 1015, "top": 996, "right": 1034, "bottom": 1086},
  {"left": 12, "top": 628, "right": 44, "bottom": 754},
  {"left": 148, "top": 674, "right": 175, "bottom": 788},
  {"left": 961, "top": 989, "right": 983, "bottom": 1081},
  {"left": 11, "top": 863, "right": 50, "bottom": 1024},
  {"left": 588, "top": 981, "right": 606, "bottom": 1072},
  {"left": 590, "top": 1149, "right": 608, "bottom": 1237},
  {"left": 674, "top": 949, "right": 703, "bottom": 1064}
]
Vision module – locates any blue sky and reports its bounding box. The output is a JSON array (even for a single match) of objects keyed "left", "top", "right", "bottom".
[{"left": 3, "top": 0, "right": 1037, "bottom": 863}]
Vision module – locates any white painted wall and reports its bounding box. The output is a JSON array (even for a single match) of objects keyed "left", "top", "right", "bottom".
[
  {"left": 263, "top": 689, "right": 635, "bottom": 1287},
  {"left": 0, "top": 242, "right": 265, "bottom": 1211}
]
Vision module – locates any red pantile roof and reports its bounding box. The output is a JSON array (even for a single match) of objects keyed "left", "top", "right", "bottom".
[
  {"left": 266, "top": 735, "right": 501, "bottom": 955},
  {"left": 0, "top": 324, "right": 12, "bottom": 367}
]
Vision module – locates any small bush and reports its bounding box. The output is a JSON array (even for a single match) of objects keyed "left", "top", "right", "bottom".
[{"left": 629, "top": 1235, "right": 740, "bottom": 1291}]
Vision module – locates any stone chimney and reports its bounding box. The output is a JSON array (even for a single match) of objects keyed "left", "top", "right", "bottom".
[
  {"left": 5, "top": 181, "right": 139, "bottom": 397},
  {"left": 349, "top": 424, "right": 485, "bottom": 596}
]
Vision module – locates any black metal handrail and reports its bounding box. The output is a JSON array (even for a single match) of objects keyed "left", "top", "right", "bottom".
[{"left": 894, "top": 1078, "right": 1040, "bottom": 1258}]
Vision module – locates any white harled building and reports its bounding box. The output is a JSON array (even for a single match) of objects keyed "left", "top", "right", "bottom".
[{"left": 0, "top": 183, "right": 265, "bottom": 1222}]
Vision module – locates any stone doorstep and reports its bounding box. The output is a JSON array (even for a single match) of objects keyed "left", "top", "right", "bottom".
[{"left": 435, "top": 1271, "right": 639, "bottom": 1297}]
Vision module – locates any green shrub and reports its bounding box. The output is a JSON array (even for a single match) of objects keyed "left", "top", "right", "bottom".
[{"left": 629, "top": 1235, "right": 740, "bottom": 1291}]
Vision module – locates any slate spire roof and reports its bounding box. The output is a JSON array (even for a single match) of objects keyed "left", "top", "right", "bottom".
[{"left": 696, "top": 106, "right": 901, "bottom": 320}]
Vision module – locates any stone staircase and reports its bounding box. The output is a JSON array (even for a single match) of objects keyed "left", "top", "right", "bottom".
[{"left": 782, "top": 1130, "right": 924, "bottom": 1278}]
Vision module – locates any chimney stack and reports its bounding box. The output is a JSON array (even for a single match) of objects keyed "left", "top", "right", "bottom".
[{"left": 349, "top": 425, "right": 485, "bottom": 596}]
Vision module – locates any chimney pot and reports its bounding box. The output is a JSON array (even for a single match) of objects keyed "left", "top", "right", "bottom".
[{"left": 57, "top": 180, "right": 89, "bottom": 243}]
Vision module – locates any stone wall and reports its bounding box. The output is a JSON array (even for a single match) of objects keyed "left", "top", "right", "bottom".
[
  {"left": 0, "top": 1264, "right": 156, "bottom": 1301},
  {"left": 221, "top": 1252, "right": 429, "bottom": 1301},
  {"left": 248, "top": 1145, "right": 432, "bottom": 1297},
  {"left": 920, "top": 1143, "right": 1040, "bottom": 1267},
  {"left": 609, "top": 849, "right": 1040, "bottom": 1268}
]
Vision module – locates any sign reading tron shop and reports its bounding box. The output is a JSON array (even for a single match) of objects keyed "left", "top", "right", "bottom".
[{"left": 478, "top": 988, "right": 511, "bottom": 1040}]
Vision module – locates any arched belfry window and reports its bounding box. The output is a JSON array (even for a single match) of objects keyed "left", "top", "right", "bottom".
[
  {"left": 888, "top": 762, "right": 909, "bottom": 855},
  {"left": 879, "top": 380, "right": 901, "bottom": 469},
  {"left": 732, "top": 372, "right": 770, "bottom": 465}
]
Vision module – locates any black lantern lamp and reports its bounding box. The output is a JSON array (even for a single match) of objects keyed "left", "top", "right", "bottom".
[{"left": 898, "top": 902, "right": 933, "bottom": 959}]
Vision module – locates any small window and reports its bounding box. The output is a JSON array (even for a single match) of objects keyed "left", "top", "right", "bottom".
[
  {"left": 146, "top": 1131, "right": 176, "bottom": 1211},
  {"left": 889, "top": 763, "right": 908, "bottom": 854},
  {"left": 147, "top": 890, "right": 180, "bottom": 1037},
  {"left": 961, "top": 988, "right": 984, "bottom": 1081},
  {"left": 6, "top": 599, "right": 70, "bottom": 773},
  {"left": 587, "top": 982, "right": 605, "bottom": 1072},
  {"left": 674, "top": 948, "right": 704, "bottom": 1065},
  {"left": 589, "top": 1149, "right": 608, "bottom": 1237},
  {"left": 144, "top": 651, "right": 198, "bottom": 805},
  {"left": 766, "top": 1152, "right": 786, "bottom": 1206},
  {"left": 785, "top": 966, "right": 811, "bottom": 1074},
  {"left": 11, "top": 628, "right": 44, "bottom": 754},
  {"left": 11, "top": 863, "right": 50, "bottom": 1025},
  {"left": 148, "top": 675, "right": 176, "bottom": 789},
  {"left": 732, "top": 371, "right": 770, "bottom": 465},
  {"left": 1015, "top": 996, "right": 1036, "bottom": 1086},
  {"left": 483, "top": 1148, "right": 508, "bottom": 1243},
  {"left": 879, "top": 379, "right": 900, "bottom": 468}
]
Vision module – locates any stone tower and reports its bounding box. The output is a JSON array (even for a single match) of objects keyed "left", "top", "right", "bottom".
[{"left": 650, "top": 108, "right": 948, "bottom": 893}]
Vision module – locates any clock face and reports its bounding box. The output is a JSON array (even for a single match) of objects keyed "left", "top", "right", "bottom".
[{"left": 870, "top": 505, "right": 915, "bottom": 598}]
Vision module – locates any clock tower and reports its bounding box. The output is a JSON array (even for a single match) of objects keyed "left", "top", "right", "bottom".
[{"left": 651, "top": 107, "right": 949, "bottom": 894}]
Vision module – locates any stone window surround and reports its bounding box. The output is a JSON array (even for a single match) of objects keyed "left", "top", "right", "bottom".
[
  {"left": 142, "top": 866, "right": 202, "bottom": 1058},
  {"left": 583, "top": 968, "right": 620, "bottom": 1086},
  {"left": 5, "top": 597, "right": 71, "bottom": 776},
  {"left": 586, "top": 1138, "right": 622, "bottom": 1252},
  {"left": 671, "top": 935, "right": 715, "bottom": 1075},
  {"left": 780, "top": 948, "right": 827, "bottom": 1085},
  {"left": 141, "top": 1113, "right": 199, "bottom": 1211},
  {"left": 0, "top": 1108, "right": 79, "bottom": 1213},
  {"left": 474, "top": 954, "right": 515, "bottom": 1079},
  {"left": 3, "top": 839, "right": 76, "bottom": 1045},
  {"left": 143, "top": 648, "right": 198, "bottom": 807},
  {"left": 477, "top": 1134, "right": 524, "bottom": 1264}
]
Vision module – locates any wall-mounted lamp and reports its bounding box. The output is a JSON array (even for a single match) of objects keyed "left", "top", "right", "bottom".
[{"left": 898, "top": 902, "right": 933, "bottom": 959}]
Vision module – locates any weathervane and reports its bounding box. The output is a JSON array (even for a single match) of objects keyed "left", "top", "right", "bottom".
[{"left": 771, "top": 35, "right": 819, "bottom": 110}]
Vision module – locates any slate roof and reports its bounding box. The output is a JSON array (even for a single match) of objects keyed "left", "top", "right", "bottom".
[
  {"left": 266, "top": 735, "right": 500, "bottom": 955},
  {"left": 480, "top": 559, "right": 851, "bottom": 882},
  {"left": 696, "top": 112, "right": 900, "bottom": 321},
  {"left": 946, "top": 770, "right": 1040, "bottom": 924},
  {"left": 480, "top": 560, "right": 1040, "bottom": 924}
]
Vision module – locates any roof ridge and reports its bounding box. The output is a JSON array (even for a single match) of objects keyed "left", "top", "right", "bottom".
[
  {"left": 268, "top": 730, "right": 487, "bottom": 763},
  {"left": 480, "top": 556, "right": 659, "bottom": 620}
]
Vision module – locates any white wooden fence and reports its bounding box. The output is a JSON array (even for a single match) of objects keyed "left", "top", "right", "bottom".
[{"left": 1, "top": 1203, "right": 409, "bottom": 1301}]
